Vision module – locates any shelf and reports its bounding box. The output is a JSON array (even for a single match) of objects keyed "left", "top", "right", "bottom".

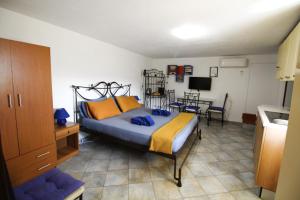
[{"left": 57, "top": 146, "right": 79, "bottom": 165}]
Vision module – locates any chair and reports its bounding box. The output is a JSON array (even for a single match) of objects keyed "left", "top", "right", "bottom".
[
  {"left": 183, "top": 92, "right": 201, "bottom": 115},
  {"left": 167, "top": 90, "right": 185, "bottom": 111},
  {"left": 207, "top": 93, "right": 228, "bottom": 126},
  {"left": 14, "top": 168, "right": 85, "bottom": 200}
]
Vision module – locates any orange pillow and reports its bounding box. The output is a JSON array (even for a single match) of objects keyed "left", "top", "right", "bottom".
[
  {"left": 115, "top": 96, "right": 142, "bottom": 112},
  {"left": 87, "top": 98, "right": 121, "bottom": 120}
]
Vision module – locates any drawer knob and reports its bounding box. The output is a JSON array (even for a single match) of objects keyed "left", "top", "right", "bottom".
[
  {"left": 38, "top": 163, "right": 51, "bottom": 171},
  {"left": 36, "top": 151, "right": 50, "bottom": 158}
]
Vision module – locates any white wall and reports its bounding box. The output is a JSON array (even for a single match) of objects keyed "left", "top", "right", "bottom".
[
  {"left": 0, "top": 7, "right": 285, "bottom": 123},
  {"left": 0, "top": 8, "right": 150, "bottom": 120},
  {"left": 151, "top": 55, "right": 285, "bottom": 122}
]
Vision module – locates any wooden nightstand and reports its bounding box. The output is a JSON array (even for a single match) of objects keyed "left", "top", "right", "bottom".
[{"left": 55, "top": 122, "right": 80, "bottom": 165}]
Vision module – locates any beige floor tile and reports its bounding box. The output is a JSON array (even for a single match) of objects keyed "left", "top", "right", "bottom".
[
  {"left": 84, "top": 187, "right": 103, "bottom": 200},
  {"left": 149, "top": 166, "right": 172, "bottom": 181},
  {"left": 239, "top": 159, "right": 255, "bottom": 171},
  {"left": 197, "top": 176, "right": 227, "bottom": 194},
  {"left": 212, "top": 152, "right": 235, "bottom": 161},
  {"left": 82, "top": 171, "right": 106, "bottom": 187},
  {"left": 152, "top": 180, "right": 182, "bottom": 199},
  {"left": 192, "top": 153, "right": 218, "bottom": 163},
  {"left": 86, "top": 159, "right": 109, "bottom": 172},
  {"left": 129, "top": 168, "right": 151, "bottom": 183},
  {"left": 129, "top": 158, "right": 148, "bottom": 169},
  {"left": 60, "top": 121, "right": 258, "bottom": 199},
  {"left": 91, "top": 149, "right": 112, "bottom": 160},
  {"left": 179, "top": 178, "right": 206, "bottom": 198},
  {"left": 108, "top": 158, "right": 129, "bottom": 171},
  {"left": 207, "top": 162, "right": 230, "bottom": 175},
  {"left": 111, "top": 149, "right": 129, "bottom": 159},
  {"left": 187, "top": 163, "right": 213, "bottom": 177},
  {"left": 216, "top": 174, "right": 247, "bottom": 191},
  {"left": 66, "top": 171, "right": 84, "bottom": 180},
  {"left": 236, "top": 172, "right": 256, "bottom": 188},
  {"left": 208, "top": 193, "right": 235, "bottom": 200},
  {"left": 101, "top": 185, "right": 128, "bottom": 200},
  {"left": 129, "top": 182, "right": 156, "bottom": 200},
  {"left": 184, "top": 196, "right": 209, "bottom": 200},
  {"left": 104, "top": 170, "right": 129, "bottom": 186},
  {"left": 230, "top": 190, "right": 261, "bottom": 200}
]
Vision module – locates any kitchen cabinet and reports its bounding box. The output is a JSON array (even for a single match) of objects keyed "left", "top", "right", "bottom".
[
  {"left": 276, "top": 22, "right": 300, "bottom": 81},
  {"left": 255, "top": 109, "right": 288, "bottom": 192}
]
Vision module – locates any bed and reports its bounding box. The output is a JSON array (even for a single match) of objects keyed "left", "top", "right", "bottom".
[{"left": 72, "top": 81, "right": 201, "bottom": 187}]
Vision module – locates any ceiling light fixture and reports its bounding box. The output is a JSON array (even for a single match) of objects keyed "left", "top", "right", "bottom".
[{"left": 171, "top": 24, "right": 208, "bottom": 40}]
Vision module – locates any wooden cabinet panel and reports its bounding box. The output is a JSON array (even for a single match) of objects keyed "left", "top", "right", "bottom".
[
  {"left": 254, "top": 115, "right": 264, "bottom": 174},
  {"left": 0, "top": 38, "right": 20, "bottom": 160},
  {"left": 10, "top": 41, "right": 55, "bottom": 155},
  {"left": 257, "top": 126, "right": 287, "bottom": 191},
  {"left": 254, "top": 115, "right": 287, "bottom": 192},
  {"left": 7, "top": 143, "right": 56, "bottom": 186}
]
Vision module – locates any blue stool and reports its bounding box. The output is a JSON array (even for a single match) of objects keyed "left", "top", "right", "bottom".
[{"left": 14, "top": 168, "right": 84, "bottom": 200}]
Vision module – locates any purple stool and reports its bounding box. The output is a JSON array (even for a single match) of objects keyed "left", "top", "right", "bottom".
[{"left": 14, "top": 168, "right": 84, "bottom": 200}]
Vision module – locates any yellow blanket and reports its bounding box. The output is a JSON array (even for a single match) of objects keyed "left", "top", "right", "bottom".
[{"left": 149, "top": 112, "right": 195, "bottom": 154}]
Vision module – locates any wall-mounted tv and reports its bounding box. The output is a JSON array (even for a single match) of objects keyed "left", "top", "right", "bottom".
[{"left": 188, "top": 77, "right": 212, "bottom": 91}]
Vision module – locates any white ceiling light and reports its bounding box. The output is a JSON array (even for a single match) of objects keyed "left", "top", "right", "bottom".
[
  {"left": 171, "top": 24, "right": 208, "bottom": 40},
  {"left": 250, "top": 0, "right": 300, "bottom": 13}
]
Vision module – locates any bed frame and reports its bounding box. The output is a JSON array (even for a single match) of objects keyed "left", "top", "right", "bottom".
[{"left": 71, "top": 81, "right": 201, "bottom": 187}]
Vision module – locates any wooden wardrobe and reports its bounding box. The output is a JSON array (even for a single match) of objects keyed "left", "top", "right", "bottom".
[{"left": 0, "top": 38, "right": 56, "bottom": 186}]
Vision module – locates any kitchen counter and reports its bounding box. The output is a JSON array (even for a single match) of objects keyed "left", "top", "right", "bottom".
[{"left": 257, "top": 105, "right": 289, "bottom": 128}]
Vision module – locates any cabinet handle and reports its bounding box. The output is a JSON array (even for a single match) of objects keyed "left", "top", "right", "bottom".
[
  {"left": 285, "top": 76, "right": 290, "bottom": 78},
  {"left": 7, "top": 94, "right": 12, "bottom": 108},
  {"left": 276, "top": 66, "right": 280, "bottom": 69},
  {"left": 37, "top": 163, "right": 51, "bottom": 171},
  {"left": 36, "top": 151, "right": 50, "bottom": 158},
  {"left": 17, "top": 94, "right": 22, "bottom": 107}
]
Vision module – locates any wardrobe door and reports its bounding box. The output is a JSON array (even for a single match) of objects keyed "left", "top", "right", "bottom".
[
  {"left": 10, "top": 41, "right": 55, "bottom": 155},
  {"left": 0, "top": 38, "right": 20, "bottom": 160}
]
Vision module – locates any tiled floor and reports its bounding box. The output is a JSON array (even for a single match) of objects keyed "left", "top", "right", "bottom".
[{"left": 58, "top": 120, "right": 261, "bottom": 200}]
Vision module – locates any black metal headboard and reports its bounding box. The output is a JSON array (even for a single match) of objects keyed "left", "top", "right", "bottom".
[{"left": 72, "top": 81, "right": 131, "bottom": 122}]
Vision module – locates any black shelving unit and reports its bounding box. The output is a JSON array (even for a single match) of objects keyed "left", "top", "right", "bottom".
[{"left": 143, "top": 69, "right": 167, "bottom": 109}]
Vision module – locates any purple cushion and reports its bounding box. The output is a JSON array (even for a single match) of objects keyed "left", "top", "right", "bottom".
[
  {"left": 185, "top": 106, "right": 199, "bottom": 111},
  {"left": 208, "top": 106, "right": 224, "bottom": 112},
  {"left": 14, "top": 168, "right": 84, "bottom": 200},
  {"left": 170, "top": 102, "right": 184, "bottom": 107}
]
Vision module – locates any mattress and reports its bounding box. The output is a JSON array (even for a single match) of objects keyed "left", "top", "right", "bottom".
[{"left": 81, "top": 107, "right": 198, "bottom": 153}]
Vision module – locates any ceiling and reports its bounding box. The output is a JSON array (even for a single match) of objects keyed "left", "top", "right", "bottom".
[{"left": 0, "top": 0, "right": 300, "bottom": 58}]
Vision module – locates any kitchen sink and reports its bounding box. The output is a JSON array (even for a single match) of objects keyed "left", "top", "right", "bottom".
[
  {"left": 272, "top": 119, "right": 288, "bottom": 126},
  {"left": 265, "top": 111, "right": 289, "bottom": 126}
]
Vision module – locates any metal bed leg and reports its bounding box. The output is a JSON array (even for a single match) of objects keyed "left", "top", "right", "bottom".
[
  {"left": 173, "top": 157, "right": 182, "bottom": 187},
  {"left": 197, "top": 121, "right": 201, "bottom": 140},
  {"left": 258, "top": 187, "right": 262, "bottom": 198},
  {"left": 173, "top": 123, "right": 200, "bottom": 187}
]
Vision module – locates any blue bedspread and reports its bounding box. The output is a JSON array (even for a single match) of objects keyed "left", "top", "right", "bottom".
[{"left": 81, "top": 107, "right": 197, "bottom": 153}]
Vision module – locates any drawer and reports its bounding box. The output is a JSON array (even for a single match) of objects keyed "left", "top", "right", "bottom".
[
  {"left": 56, "top": 128, "right": 69, "bottom": 139},
  {"left": 68, "top": 125, "right": 79, "bottom": 135},
  {"left": 7, "top": 143, "right": 56, "bottom": 174},
  {"left": 9, "top": 155, "right": 56, "bottom": 186}
]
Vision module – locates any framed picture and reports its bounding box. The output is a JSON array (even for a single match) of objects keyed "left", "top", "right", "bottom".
[
  {"left": 184, "top": 65, "right": 193, "bottom": 75},
  {"left": 176, "top": 65, "right": 185, "bottom": 82},
  {"left": 210, "top": 66, "right": 218, "bottom": 77},
  {"left": 167, "top": 65, "right": 177, "bottom": 75}
]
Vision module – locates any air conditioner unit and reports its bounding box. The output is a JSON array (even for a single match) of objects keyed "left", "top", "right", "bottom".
[{"left": 220, "top": 58, "right": 248, "bottom": 68}]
